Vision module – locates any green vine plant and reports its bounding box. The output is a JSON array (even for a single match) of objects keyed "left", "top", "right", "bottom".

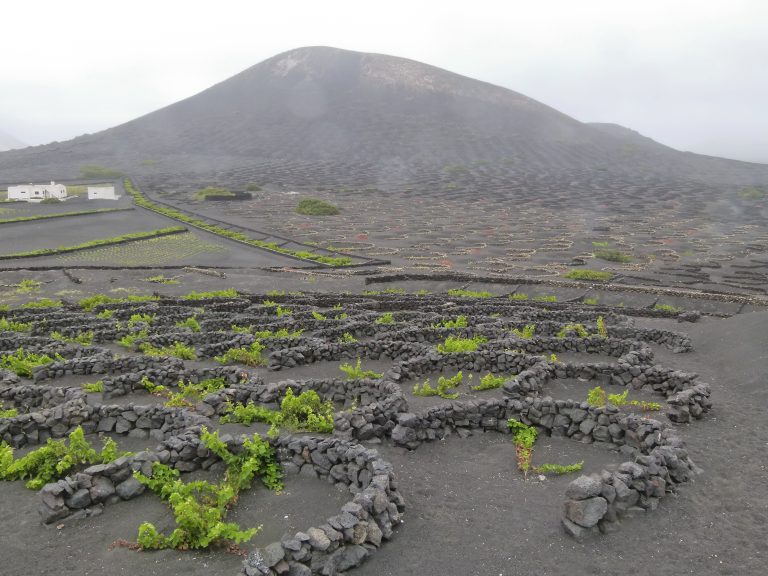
[
  {"left": 127, "top": 313, "right": 156, "bottom": 328},
  {"left": 141, "top": 375, "right": 166, "bottom": 395},
  {"left": 587, "top": 386, "right": 661, "bottom": 411},
  {"left": 0, "top": 426, "right": 131, "bottom": 489},
  {"left": 134, "top": 427, "right": 282, "bottom": 550},
  {"left": 0, "top": 317, "right": 32, "bottom": 332},
  {"left": 0, "top": 402, "right": 18, "bottom": 418},
  {"left": 413, "top": 371, "right": 463, "bottom": 399},
  {"left": 374, "top": 312, "right": 395, "bottom": 325},
  {"left": 431, "top": 315, "right": 469, "bottom": 329},
  {"left": 596, "top": 316, "right": 608, "bottom": 338},
  {"left": 214, "top": 341, "right": 266, "bottom": 367},
  {"left": 556, "top": 323, "right": 589, "bottom": 338},
  {"left": 338, "top": 332, "right": 358, "bottom": 344},
  {"left": 507, "top": 419, "right": 582, "bottom": 478},
  {"left": 311, "top": 311, "right": 327, "bottom": 321},
  {"left": 511, "top": 324, "right": 535, "bottom": 339},
  {"left": 51, "top": 330, "right": 94, "bottom": 345},
  {"left": 436, "top": 335, "right": 487, "bottom": 354},
  {"left": 82, "top": 380, "right": 104, "bottom": 393},
  {"left": 140, "top": 341, "right": 197, "bottom": 360},
  {"left": 220, "top": 389, "right": 334, "bottom": 435},
  {"left": 164, "top": 378, "right": 228, "bottom": 408},
  {"left": 339, "top": 358, "right": 383, "bottom": 380},
  {"left": 175, "top": 317, "right": 201, "bottom": 332},
  {"left": 117, "top": 329, "right": 148, "bottom": 348},
  {"left": 471, "top": 373, "right": 507, "bottom": 391},
  {"left": 1, "top": 348, "right": 63, "bottom": 378}
]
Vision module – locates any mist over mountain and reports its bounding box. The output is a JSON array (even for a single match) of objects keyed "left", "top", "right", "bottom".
[
  {"left": 0, "top": 130, "right": 26, "bottom": 152},
  {"left": 1, "top": 46, "right": 766, "bottom": 189}
]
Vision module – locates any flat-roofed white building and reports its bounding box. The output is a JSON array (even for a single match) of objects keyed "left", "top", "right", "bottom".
[
  {"left": 7, "top": 181, "right": 67, "bottom": 202},
  {"left": 87, "top": 186, "right": 119, "bottom": 200}
]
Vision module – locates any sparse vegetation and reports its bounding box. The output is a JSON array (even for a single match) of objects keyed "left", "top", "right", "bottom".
[
  {"left": 511, "top": 324, "right": 535, "bottom": 339},
  {"left": 339, "top": 358, "right": 383, "bottom": 380},
  {"left": 139, "top": 341, "right": 197, "bottom": 360},
  {"left": 563, "top": 269, "right": 613, "bottom": 282},
  {"left": 0, "top": 227, "right": 187, "bottom": 260},
  {"left": 447, "top": 289, "right": 494, "bottom": 298},
  {"left": 413, "top": 372, "right": 463, "bottom": 399},
  {"left": 0, "top": 426, "right": 129, "bottom": 490},
  {"left": 436, "top": 335, "right": 487, "bottom": 354},
  {"left": 432, "top": 315, "right": 468, "bottom": 329},
  {"left": 1, "top": 348, "right": 61, "bottom": 378},
  {"left": 471, "top": 373, "right": 507, "bottom": 391},
  {"left": 593, "top": 249, "right": 632, "bottom": 263},
  {"left": 375, "top": 312, "right": 395, "bottom": 325},
  {"left": 221, "top": 389, "right": 334, "bottom": 435},
  {"left": 80, "top": 165, "right": 124, "bottom": 179},
  {"left": 0, "top": 317, "right": 32, "bottom": 332},
  {"left": 214, "top": 341, "right": 266, "bottom": 367},
  {"left": 193, "top": 187, "right": 234, "bottom": 200},
  {"left": 134, "top": 427, "right": 281, "bottom": 550},
  {"left": 295, "top": 198, "right": 341, "bottom": 216},
  {"left": 51, "top": 330, "right": 94, "bottom": 345},
  {"left": 587, "top": 386, "right": 661, "bottom": 411}
]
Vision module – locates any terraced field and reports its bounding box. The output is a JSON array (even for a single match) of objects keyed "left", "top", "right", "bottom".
[{"left": 2, "top": 286, "right": 762, "bottom": 576}]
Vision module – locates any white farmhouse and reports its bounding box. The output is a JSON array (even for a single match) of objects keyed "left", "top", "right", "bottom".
[
  {"left": 87, "top": 186, "right": 119, "bottom": 200},
  {"left": 7, "top": 181, "right": 67, "bottom": 202}
]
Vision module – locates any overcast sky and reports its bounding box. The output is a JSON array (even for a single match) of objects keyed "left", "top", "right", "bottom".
[{"left": 2, "top": 0, "right": 766, "bottom": 163}]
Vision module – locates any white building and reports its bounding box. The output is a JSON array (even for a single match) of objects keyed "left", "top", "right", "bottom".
[
  {"left": 87, "top": 186, "right": 119, "bottom": 200},
  {"left": 7, "top": 181, "right": 68, "bottom": 202}
]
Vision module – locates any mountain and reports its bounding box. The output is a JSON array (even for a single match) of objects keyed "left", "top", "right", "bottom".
[
  {"left": 0, "top": 130, "right": 26, "bottom": 152},
  {"left": 0, "top": 46, "right": 766, "bottom": 190}
]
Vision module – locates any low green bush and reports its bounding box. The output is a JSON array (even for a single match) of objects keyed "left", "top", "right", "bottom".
[
  {"left": 436, "top": 335, "right": 487, "bottom": 354},
  {"left": 563, "top": 269, "right": 613, "bottom": 281},
  {"left": 339, "top": 358, "right": 382, "bottom": 380},
  {"left": 295, "top": 198, "right": 340, "bottom": 216}
]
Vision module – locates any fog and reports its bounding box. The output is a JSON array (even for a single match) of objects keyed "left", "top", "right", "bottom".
[{"left": 2, "top": 0, "right": 766, "bottom": 163}]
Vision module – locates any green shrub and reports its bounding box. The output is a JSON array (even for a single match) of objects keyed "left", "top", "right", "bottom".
[
  {"left": 193, "top": 187, "right": 234, "bottom": 200},
  {"left": 557, "top": 323, "right": 589, "bottom": 338},
  {"left": 511, "top": 324, "right": 535, "bottom": 339},
  {"left": 413, "top": 372, "right": 463, "bottom": 399},
  {"left": 0, "top": 426, "right": 129, "bottom": 490},
  {"left": 134, "top": 427, "right": 281, "bottom": 550},
  {"left": 533, "top": 295, "right": 557, "bottom": 302},
  {"left": 594, "top": 250, "right": 632, "bottom": 263},
  {"left": 175, "top": 316, "right": 201, "bottom": 332},
  {"left": 118, "top": 329, "right": 148, "bottom": 348},
  {"left": 584, "top": 297, "right": 599, "bottom": 305},
  {"left": 0, "top": 317, "right": 32, "bottom": 332},
  {"left": 471, "top": 373, "right": 507, "bottom": 391},
  {"left": 311, "top": 311, "right": 327, "bottom": 321},
  {"left": 221, "top": 389, "right": 334, "bottom": 434},
  {"left": 654, "top": 303, "right": 682, "bottom": 313},
  {"left": 597, "top": 316, "right": 608, "bottom": 338},
  {"left": 82, "top": 380, "right": 104, "bottom": 393},
  {"left": 338, "top": 332, "right": 358, "bottom": 343},
  {"left": 214, "top": 341, "right": 266, "bottom": 367},
  {"left": 165, "top": 378, "right": 227, "bottom": 407},
  {"left": 436, "top": 335, "right": 487, "bottom": 354},
  {"left": 295, "top": 198, "right": 340, "bottom": 216},
  {"left": 51, "top": 330, "right": 94, "bottom": 345},
  {"left": 563, "top": 269, "right": 613, "bottom": 281},
  {"left": 374, "top": 312, "right": 395, "bottom": 325},
  {"left": 0, "top": 402, "right": 18, "bottom": 418},
  {"left": 447, "top": 289, "right": 494, "bottom": 298},
  {"left": 15, "top": 279, "right": 41, "bottom": 294},
  {"left": 509, "top": 293, "right": 528, "bottom": 301},
  {"left": 79, "top": 293, "right": 158, "bottom": 311},
  {"left": 507, "top": 419, "right": 537, "bottom": 476},
  {"left": 339, "top": 358, "right": 382, "bottom": 380},
  {"left": 1, "top": 348, "right": 60, "bottom": 378},
  {"left": 182, "top": 288, "right": 239, "bottom": 300},
  {"left": 432, "top": 315, "right": 468, "bottom": 329},
  {"left": 140, "top": 341, "right": 197, "bottom": 360}
]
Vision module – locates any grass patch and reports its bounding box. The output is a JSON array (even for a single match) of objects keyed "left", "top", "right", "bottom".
[
  {"left": 0, "top": 227, "right": 186, "bottom": 260},
  {"left": 193, "top": 187, "right": 234, "bottom": 200},
  {"left": 563, "top": 269, "right": 613, "bottom": 282},
  {"left": 295, "top": 198, "right": 340, "bottom": 216},
  {"left": 447, "top": 288, "right": 494, "bottom": 298},
  {"left": 0, "top": 208, "right": 131, "bottom": 225},
  {"left": 593, "top": 250, "right": 632, "bottom": 263}
]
